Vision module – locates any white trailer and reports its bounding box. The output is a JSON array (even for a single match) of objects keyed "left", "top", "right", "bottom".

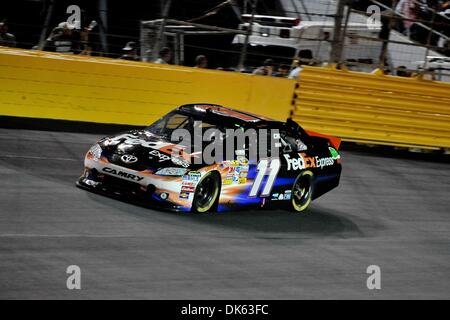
[{"left": 232, "top": 15, "right": 382, "bottom": 71}]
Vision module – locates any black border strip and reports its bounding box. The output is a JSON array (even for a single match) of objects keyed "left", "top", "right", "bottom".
[{"left": 0, "top": 116, "right": 142, "bottom": 135}]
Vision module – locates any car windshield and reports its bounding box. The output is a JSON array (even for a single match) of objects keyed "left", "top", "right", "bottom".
[{"left": 146, "top": 111, "right": 219, "bottom": 138}]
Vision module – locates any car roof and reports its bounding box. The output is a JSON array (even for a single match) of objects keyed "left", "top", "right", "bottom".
[{"left": 177, "top": 104, "right": 281, "bottom": 126}]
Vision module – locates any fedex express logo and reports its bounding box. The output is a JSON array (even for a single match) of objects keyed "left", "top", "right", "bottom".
[{"left": 283, "top": 153, "right": 335, "bottom": 170}]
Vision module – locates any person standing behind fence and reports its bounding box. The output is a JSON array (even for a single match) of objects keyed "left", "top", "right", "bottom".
[
  {"left": 273, "top": 64, "right": 290, "bottom": 77},
  {"left": 194, "top": 55, "right": 208, "bottom": 68},
  {"left": 47, "top": 22, "right": 79, "bottom": 54},
  {"left": 288, "top": 50, "right": 313, "bottom": 80},
  {"left": 119, "top": 41, "right": 139, "bottom": 61},
  {"left": 253, "top": 59, "right": 275, "bottom": 76},
  {"left": 395, "top": 0, "right": 417, "bottom": 37},
  {"left": 0, "top": 21, "right": 16, "bottom": 47},
  {"left": 153, "top": 47, "right": 172, "bottom": 64}
]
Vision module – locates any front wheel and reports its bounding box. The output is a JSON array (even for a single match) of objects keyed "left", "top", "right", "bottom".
[
  {"left": 291, "top": 170, "right": 314, "bottom": 212},
  {"left": 191, "top": 172, "right": 220, "bottom": 213}
]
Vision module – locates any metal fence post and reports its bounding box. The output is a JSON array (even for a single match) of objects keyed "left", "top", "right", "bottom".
[
  {"left": 330, "top": 0, "right": 346, "bottom": 65},
  {"left": 378, "top": 0, "right": 397, "bottom": 71},
  {"left": 152, "top": 0, "right": 172, "bottom": 61},
  {"left": 237, "top": 0, "right": 257, "bottom": 70}
]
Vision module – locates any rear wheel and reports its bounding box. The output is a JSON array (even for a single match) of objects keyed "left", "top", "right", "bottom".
[
  {"left": 192, "top": 172, "right": 220, "bottom": 213},
  {"left": 291, "top": 170, "right": 314, "bottom": 212}
]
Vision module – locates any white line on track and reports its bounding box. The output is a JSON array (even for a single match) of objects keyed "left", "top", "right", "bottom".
[
  {"left": 0, "top": 234, "right": 131, "bottom": 238},
  {"left": 0, "top": 154, "right": 78, "bottom": 161}
]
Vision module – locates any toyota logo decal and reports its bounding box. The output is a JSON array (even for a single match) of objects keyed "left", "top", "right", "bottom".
[{"left": 121, "top": 154, "right": 138, "bottom": 164}]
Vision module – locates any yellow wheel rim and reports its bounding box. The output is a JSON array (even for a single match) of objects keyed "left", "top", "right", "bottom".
[
  {"left": 194, "top": 173, "right": 220, "bottom": 213},
  {"left": 292, "top": 170, "right": 313, "bottom": 212}
]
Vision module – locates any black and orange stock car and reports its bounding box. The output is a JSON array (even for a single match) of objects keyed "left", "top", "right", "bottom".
[{"left": 77, "top": 104, "right": 342, "bottom": 212}]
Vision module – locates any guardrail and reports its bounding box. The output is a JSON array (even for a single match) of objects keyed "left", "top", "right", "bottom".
[
  {"left": 0, "top": 47, "right": 295, "bottom": 126},
  {"left": 291, "top": 66, "right": 450, "bottom": 150},
  {"left": 2, "top": 47, "right": 450, "bottom": 151}
]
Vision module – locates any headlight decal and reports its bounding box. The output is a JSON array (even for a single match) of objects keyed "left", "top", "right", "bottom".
[
  {"left": 89, "top": 144, "right": 103, "bottom": 160},
  {"left": 155, "top": 167, "right": 188, "bottom": 176}
]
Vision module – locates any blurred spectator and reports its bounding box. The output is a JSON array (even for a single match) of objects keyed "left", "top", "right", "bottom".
[
  {"left": 396, "top": 65, "right": 412, "bottom": 77},
  {"left": 437, "top": 6, "right": 450, "bottom": 54},
  {"left": 344, "top": 59, "right": 359, "bottom": 71},
  {"left": 79, "top": 20, "right": 97, "bottom": 56},
  {"left": 119, "top": 41, "right": 139, "bottom": 61},
  {"left": 154, "top": 47, "right": 172, "bottom": 64},
  {"left": 253, "top": 59, "right": 275, "bottom": 76},
  {"left": 194, "top": 55, "right": 208, "bottom": 68},
  {"left": 273, "top": 64, "right": 290, "bottom": 77},
  {"left": 47, "top": 22, "right": 79, "bottom": 54},
  {"left": 409, "top": 0, "right": 441, "bottom": 46},
  {"left": 0, "top": 21, "right": 16, "bottom": 47},
  {"left": 288, "top": 50, "right": 313, "bottom": 80},
  {"left": 395, "top": 0, "right": 417, "bottom": 36}
]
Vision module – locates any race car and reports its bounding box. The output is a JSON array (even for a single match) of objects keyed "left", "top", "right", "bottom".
[{"left": 77, "top": 104, "right": 342, "bottom": 213}]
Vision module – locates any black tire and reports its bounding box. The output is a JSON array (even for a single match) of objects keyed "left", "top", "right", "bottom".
[
  {"left": 191, "top": 172, "right": 220, "bottom": 213},
  {"left": 291, "top": 170, "right": 314, "bottom": 212}
]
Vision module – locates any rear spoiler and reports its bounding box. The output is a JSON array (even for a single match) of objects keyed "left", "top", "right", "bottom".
[{"left": 305, "top": 130, "right": 341, "bottom": 150}]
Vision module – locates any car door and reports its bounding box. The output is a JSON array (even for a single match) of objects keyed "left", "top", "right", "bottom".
[{"left": 269, "top": 130, "right": 310, "bottom": 203}]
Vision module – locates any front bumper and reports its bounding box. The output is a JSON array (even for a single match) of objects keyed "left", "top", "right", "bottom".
[
  {"left": 77, "top": 155, "right": 193, "bottom": 212},
  {"left": 76, "top": 174, "right": 188, "bottom": 212}
]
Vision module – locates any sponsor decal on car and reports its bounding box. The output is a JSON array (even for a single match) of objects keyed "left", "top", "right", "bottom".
[
  {"left": 181, "top": 186, "right": 195, "bottom": 193},
  {"left": 234, "top": 166, "right": 248, "bottom": 184},
  {"left": 328, "top": 147, "right": 341, "bottom": 164},
  {"left": 180, "top": 174, "right": 199, "bottom": 198},
  {"left": 284, "top": 190, "right": 292, "bottom": 200},
  {"left": 315, "top": 156, "right": 335, "bottom": 169},
  {"left": 223, "top": 172, "right": 234, "bottom": 185},
  {"left": 284, "top": 153, "right": 335, "bottom": 171},
  {"left": 238, "top": 177, "right": 247, "bottom": 184},
  {"left": 179, "top": 192, "right": 190, "bottom": 199},
  {"left": 171, "top": 156, "right": 190, "bottom": 168},
  {"left": 222, "top": 160, "right": 239, "bottom": 169},
  {"left": 271, "top": 190, "right": 292, "bottom": 201},
  {"left": 301, "top": 154, "right": 317, "bottom": 168},
  {"left": 149, "top": 149, "right": 171, "bottom": 162},
  {"left": 222, "top": 161, "right": 249, "bottom": 185},
  {"left": 121, "top": 154, "right": 138, "bottom": 164},
  {"left": 102, "top": 167, "right": 144, "bottom": 182},
  {"left": 284, "top": 154, "right": 306, "bottom": 171},
  {"left": 110, "top": 133, "right": 172, "bottom": 150},
  {"left": 183, "top": 171, "right": 201, "bottom": 182},
  {"left": 237, "top": 156, "right": 249, "bottom": 166}
]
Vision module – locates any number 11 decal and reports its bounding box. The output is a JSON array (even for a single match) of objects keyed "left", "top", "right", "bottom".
[{"left": 249, "top": 158, "right": 281, "bottom": 197}]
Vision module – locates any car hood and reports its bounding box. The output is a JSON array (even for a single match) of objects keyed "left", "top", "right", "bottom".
[{"left": 98, "top": 130, "right": 191, "bottom": 171}]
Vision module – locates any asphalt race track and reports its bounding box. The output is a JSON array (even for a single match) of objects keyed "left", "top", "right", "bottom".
[{"left": 0, "top": 128, "right": 449, "bottom": 299}]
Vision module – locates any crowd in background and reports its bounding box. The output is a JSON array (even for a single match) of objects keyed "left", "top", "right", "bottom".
[
  {"left": 0, "top": 18, "right": 415, "bottom": 80},
  {"left": 0, "top": 21, "right": 16, "bottom": 47},
  {"left": 1, "top": 0, "right": 449, "bottom": 81},
  {"left": 394, "top": 0, "right": 450, "bottom": 54}
]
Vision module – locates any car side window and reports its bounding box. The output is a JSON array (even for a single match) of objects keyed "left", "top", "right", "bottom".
[
  {"left": 282, "top": 133, "right": 307, "bottom": 153},
  {"left": 166, "top": 114, "right": 190, "bottom": 129}
]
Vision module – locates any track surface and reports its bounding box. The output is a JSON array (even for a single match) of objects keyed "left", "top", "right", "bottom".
[{"left": 0, "top": 128, "right": 449, "bottom": 299}]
